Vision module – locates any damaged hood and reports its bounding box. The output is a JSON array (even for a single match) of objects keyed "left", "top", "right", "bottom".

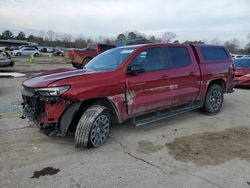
[{"left": 22, "top": 68, "right": 99, "bottom": 88}]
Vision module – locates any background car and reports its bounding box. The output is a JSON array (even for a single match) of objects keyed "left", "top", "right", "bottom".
[
  {"left": 234, "top": 57, "right": 250, "bottom": 87},
  {"left": 53, "top": 50, "right": 64, "bottom": 56},
  {"left": 12, "top": 46, "right": 42, "bottom": 56},
  {"left": 0, "top": 50, "right": 14, "bottom": 67},
  {"left": 18, "top": 45, "right": 38, "bottom": 50}
]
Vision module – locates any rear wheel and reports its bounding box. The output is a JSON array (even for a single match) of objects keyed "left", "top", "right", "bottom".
[
  {"left": 82, "top": 58, "right": 91, "bottom": 66},
  {"left": 75, "top": 105, "right": 110, "bottom": 148},
  {"left": 202, "top": 84, "right": 223, "bottom": 114},
  {"left": 72, "top": 63, "right": 83, "bottom": 69},
  {"left": 34, "top": 53, "right": 39, "bottom": 57}
]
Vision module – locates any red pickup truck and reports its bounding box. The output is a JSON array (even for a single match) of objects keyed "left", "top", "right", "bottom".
[
  {"left": 63, "top": 43, "right": 116, "bottom": 68},
  {"left": 21, "top": 43, "right": 235, "bottom": 148}
]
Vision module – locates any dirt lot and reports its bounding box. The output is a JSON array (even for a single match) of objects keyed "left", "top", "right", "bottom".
[{"left": 0, "top": 56, "right": 250, "bottom": 188}]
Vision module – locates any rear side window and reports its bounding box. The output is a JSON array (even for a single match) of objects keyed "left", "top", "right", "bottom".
[
  {"left": 168, "top": 47, "right": 191, "bottom": 68},
  {"left": 201, "top": 47, "right": 229, "bottom": 61}
]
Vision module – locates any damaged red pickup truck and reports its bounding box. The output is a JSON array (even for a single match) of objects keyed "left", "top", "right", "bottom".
[{"left": 21, "top": 43, "right": 235, "bottom": 148}]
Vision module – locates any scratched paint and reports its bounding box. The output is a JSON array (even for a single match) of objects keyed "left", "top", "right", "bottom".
[{"left": 126, "top": 89, "right": 136, "bottom": 105}]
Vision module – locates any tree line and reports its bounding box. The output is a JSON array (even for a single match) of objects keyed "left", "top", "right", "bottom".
[{"left": 0, "top": 30, "right": 249, "bottom": 54}]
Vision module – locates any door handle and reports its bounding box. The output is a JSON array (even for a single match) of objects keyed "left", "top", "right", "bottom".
[
  {"left": 189, "top": 72, "right": 196, "bottom": 76},
  {"left": 161, "top": 75, "right": 168, "bottom": 80}
]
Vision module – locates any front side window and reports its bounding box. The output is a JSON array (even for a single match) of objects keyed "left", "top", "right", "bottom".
[
  {"left": 85, "top": 48, "right": 135, "bottom": 71},
  {"left": 168, "top": 47, "right": 191, "bottom": 68},
  {"left": 130, "top": 47, "right": 167, "bottom": 71}
]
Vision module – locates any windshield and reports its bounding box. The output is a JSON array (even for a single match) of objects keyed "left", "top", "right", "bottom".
[
  {"left": 235, "top": 58, "right": 250, "bottom": 68},
  {"left": 85, "top": 48, "right": 135, "bottom": 71}
]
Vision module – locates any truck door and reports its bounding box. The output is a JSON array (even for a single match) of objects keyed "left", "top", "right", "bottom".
[
  {"left": 166, "top": 46, "right": 201, "bottom": 106},
  {"left": 126, "top": 47, "right": 172, "bottom": 117}
]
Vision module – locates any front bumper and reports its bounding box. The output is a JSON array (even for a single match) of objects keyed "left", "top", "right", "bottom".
[{"left": 21, "top": 87, "right": 71, "bottom": 136}]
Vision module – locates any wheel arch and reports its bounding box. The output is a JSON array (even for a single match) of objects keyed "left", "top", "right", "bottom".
[
  {"left": 201, "top": 78, "right": 226, "bottom": 107},
  {"left": 63, "top": 97, "right": 121, "bottom": 135},
  {"left": 207, "top": 79, "right": 226, "bottom": 93},
  {"left": 82, "top": 57, "right": 92, "bottom": 64}
]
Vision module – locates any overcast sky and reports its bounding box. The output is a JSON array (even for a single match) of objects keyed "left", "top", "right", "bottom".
[{"left": 0, "top": 0, "right": 249, "bottom": 47}]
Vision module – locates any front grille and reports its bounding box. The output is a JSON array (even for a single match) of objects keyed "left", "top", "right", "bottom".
[{"left": 22, "top": 87, "right": 45, "bottom": 117}]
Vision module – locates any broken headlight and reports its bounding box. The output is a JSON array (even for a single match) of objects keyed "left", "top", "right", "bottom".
[{"left": 35, "top": 85, "right": 70, "bottom": 97}]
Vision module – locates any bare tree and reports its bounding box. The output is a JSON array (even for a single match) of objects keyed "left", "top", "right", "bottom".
[
  {"left": 117, "top": 33, "right": 126, "bottom": 41},
  {"left": 224, "top": 38, "right": 239, "bottom": 53},
  {"left": 46, "top": 30, "right": 55, "bottom": 42},
  {"left": 39, "top": 31, "right": 45, "bottom": 39},
  {"left": 210, "top": 38, "right": 221, "bottom": 45},
  {"left": 162, "top": 32, "right": 177, "bottom": 43}
]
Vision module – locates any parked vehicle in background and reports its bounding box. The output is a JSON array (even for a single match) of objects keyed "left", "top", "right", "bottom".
[
  {"left": 231, "top": 54, "right": 250, "bottom": 59},
  {"left": 234, "top": 57, "right": 250, "bottom": 87},
  {"left": 39, "top": 47, "right": 55, "bottom": 53},
  {"left": 0, "top": 50, "right": 14, "bottom": 67},
  {"left": 19, "top": 45, "right": 39, "bottom": 50},
  {"left": 63, "top": 43, "right": 116, "bottom": 68},
  {"left": 12, "top": 46, "right": 42, "bottom": 56},
  {"left": 10, "top": 47, "right": 19, "bottom": 51},
  {"left": 21, "top": 44, "right": 235, "bottom": 148},
  {"left": 53, "top": 50, "right": 63, "bottom": 56},
  {"left": 53, "top": 48, "right": 65, "bottom": 56}
]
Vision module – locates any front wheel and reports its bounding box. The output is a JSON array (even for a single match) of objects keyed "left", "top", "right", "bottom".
[
  {"left": 202, "top": 84, "right": 223, "bottom": 114},
  {"left": 75, "top": 105, "right": 110, "bottom": 148}
]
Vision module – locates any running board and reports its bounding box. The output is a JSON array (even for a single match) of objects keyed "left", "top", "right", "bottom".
[{"left": 133, "top": 103, "right": 201, "bottom": 127}]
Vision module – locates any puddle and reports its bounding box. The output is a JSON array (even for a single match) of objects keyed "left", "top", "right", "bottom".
[
  {"left": 31, "top": 167, "right": 60, "bottom": 179},
  {"left": 166, "top": 126, "right": 250, "bottom": 166},
  {"left": 136, "top": 140, "right": 164, "bottom": 154}
]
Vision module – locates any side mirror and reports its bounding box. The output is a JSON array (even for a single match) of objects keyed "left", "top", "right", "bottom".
[{"left": 127, "top": 64, "right": 144, "bottom": 75}]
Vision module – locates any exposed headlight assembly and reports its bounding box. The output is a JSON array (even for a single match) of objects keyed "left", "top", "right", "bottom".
[{"left": 35, "top": 85, "right": 70, "bottom": 97}]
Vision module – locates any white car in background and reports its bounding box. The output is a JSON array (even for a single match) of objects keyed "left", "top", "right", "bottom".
[{"left": 12, "top": 47, "right": 42, "bottom": 57}]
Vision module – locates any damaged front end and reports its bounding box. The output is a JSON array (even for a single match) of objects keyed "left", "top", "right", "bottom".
[{"left": 21, "top": 85, "right": 78, "bottom": 137}]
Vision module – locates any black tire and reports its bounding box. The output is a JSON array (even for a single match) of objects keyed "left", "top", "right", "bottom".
[
  {"left": 75, "top": 105, "right": 110, "bottom": 148},
  {"left": 16, "top": 52, "right": 21, "bottom": 56},
  {"left": 82, "top": 58, "right": 91, "bottom": 66},
  {"left": 34, "top": 53, "right": 39, "bottom": 57},
  {"left": 202, "top": 84, "right": 224, "bottom": 114},
  {"left": 72, "top": 63, "right": 83, "bottom": 69}
]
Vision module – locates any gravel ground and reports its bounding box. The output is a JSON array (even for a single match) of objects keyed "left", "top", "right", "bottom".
[{"left": 0, "top": 56, "right": 250, "bottom": 188}]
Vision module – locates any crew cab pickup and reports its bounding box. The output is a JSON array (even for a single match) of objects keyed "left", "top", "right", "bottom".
[
  {"left": 63, "top": 43, "right": 116, "bottom": 69},
  {"left": 21, "top": 43, "right": 235, "bottom": 148}
]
